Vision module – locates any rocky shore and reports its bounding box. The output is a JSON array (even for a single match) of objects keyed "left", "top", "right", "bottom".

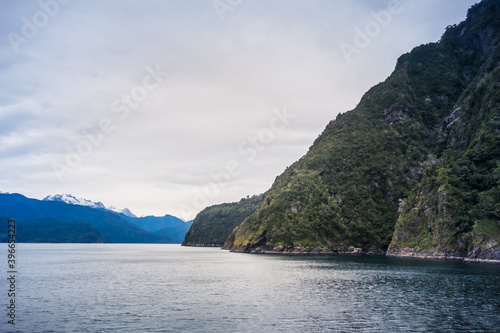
[
  {"left": 182, "top": 243, "right": 223, "bottom": 247},
  {"left": 386, "top": 246, "right": 500, "bottom": 264},
  {"left": 222, "top": 244, "right": 385, "bottom": 256},
  {"left": 222, "top": 244, "right": 500, "bottom": 264}
]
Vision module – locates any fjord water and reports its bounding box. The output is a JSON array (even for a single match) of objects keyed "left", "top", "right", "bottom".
[{"left": 2, "top": 244, "right": 500, "bottom": 332}]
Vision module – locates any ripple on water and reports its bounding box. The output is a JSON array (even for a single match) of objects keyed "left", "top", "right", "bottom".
[{"left": 2, "top": 244, "right": 499, "bottom": 333}]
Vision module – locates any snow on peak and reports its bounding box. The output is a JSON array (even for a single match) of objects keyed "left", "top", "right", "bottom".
[
  {"left": 43, "top": 194, "right": 106, "bottom": 209},
  {"left": 107, "top": 206, "right": 137, "bottom": 218},
  {"left": 43, "top": 194, "right": 136, "bottom": 217}
]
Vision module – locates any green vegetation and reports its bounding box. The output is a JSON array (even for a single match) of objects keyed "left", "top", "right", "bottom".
[
  {"left": 223, "top": 0, "right": 500, "bottom": 258},
  {"left": 182, "top": 194, "right": 263, "bottom": 246}
]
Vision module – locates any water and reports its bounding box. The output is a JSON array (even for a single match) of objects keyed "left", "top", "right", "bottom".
[{"left": 1, "top": 244, "right": 499, "bottom": 333}]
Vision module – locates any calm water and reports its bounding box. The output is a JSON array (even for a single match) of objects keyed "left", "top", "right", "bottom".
[{"left": 1, "top": 244, "right": 500, "bottom": 332}]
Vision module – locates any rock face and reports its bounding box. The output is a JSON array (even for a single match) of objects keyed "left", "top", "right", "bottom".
[
  {"left": 383, "top": 104, "right": 412, "bottom": 125},
  {"left": 223, "top": 0, "right": 500, "bottom": 263}
]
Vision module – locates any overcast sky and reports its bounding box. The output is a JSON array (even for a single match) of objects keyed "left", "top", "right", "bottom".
[{"left": 0, "top": 0, "right": 478, "bottom": 219}]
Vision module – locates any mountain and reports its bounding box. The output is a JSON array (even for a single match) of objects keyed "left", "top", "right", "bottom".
[
  {"left": 43, "top": 193, "right": 191, "bottom": 242},
  {"left": 120, "top": 214, "right": 193, "bottom": 243},
  {"left": 182, "top": 194, "right": 263, "bottom": 247},
  {"left": 223, "top": 0, "right": 500, "bottom": 262},
  {"left": 0, "top": 193, "right": 170, "bottom": 243},
  {"left": 43, "top": 193, "right": 137, "bottom": 217}
]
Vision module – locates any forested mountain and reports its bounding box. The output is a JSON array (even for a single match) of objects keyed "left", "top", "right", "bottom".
[
  {"left": 221, "top": 0, "right": 499, "bottom": 261},
  {"left": 183, "top": 194, "right": 263, "bottom": 246}
]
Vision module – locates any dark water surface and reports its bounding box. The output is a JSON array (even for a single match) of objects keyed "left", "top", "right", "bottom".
[{"left": 1, "top": 244, "right": 499, "bottom": 332}]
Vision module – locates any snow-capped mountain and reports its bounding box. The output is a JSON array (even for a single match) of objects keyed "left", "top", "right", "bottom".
[
  {"left": 43, "top": 194, "right": 106, "bottom": 209},
  {"left": 107, "top": 206, "right": 137, "bottom": 218},
  {"left": 43, "top": 194, "right": 137, "bottom": 218}
]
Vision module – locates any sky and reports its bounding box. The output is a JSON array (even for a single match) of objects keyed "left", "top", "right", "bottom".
[{"left": 0, "top": 0, "right": 478, "bottom": 220}]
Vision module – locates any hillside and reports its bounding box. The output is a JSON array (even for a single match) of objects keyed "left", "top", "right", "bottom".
[
  {"left": 223, "top": 0, "right": 500, "bottom": 261},
  {"left": 183, "top": 194, "right": 263, "bottom": 246}
]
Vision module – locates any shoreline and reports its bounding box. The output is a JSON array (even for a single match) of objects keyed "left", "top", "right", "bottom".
[
  {"left": 221, "top": 244, "right": 500, "bottom": 264},
  {"left": 386, "top": 247, "right": 500, "bottom": 264},
  {"left": 181, "top": 243, "right": 224, "bottom": 247},
  {"left": 223, "top": 244, "right": 385, "bottom": 256}
]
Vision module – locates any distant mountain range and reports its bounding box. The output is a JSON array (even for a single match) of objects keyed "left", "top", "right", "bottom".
[{"left": 0, "top": 193, "right": 192, "bottom": 243}]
